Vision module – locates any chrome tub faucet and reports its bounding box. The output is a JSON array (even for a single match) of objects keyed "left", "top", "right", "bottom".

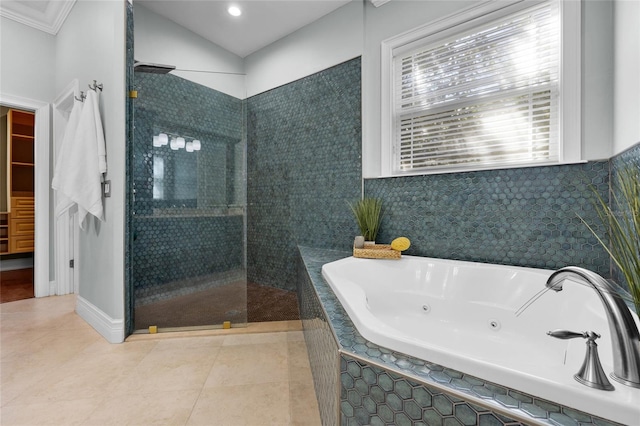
[{"left": 546, "top": 266, "right": 640, "bottom": 389}]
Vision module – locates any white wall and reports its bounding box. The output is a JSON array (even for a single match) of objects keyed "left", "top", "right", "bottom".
[
  {"left": 361, "top": 0, "right": 617, "bottom": 178},
  {"left": 55, "top": 0, "right": 126, "bottom": 334},
  {"left": 0, "top": 17, "right": 56, "bottom": 281},
  {"left": 134, "top": 4, "right": 245, "bottom": 99},
  {"left": 0, "top": 17, "right": 56, "bottom": 102},
  {"left": 244, "top": 0, "right": 363, "bottom": 98},
  {"left": 613, "top": 0, "right": 640, "bottom": 155},
  {"left": 582, "top": 0, "right": 614, "bottom": 161}
]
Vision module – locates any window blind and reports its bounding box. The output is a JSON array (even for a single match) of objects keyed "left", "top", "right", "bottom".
[{"left": 393, "top": 2, "right": 560, "bottom": 172}]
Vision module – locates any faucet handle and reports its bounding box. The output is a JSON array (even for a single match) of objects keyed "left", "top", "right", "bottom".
[
  {"left": 547, "top": 329, "right": 599, "bottom": 340},
  {"left": 547, "top": 329, "right": 614, "bottom": 391}
]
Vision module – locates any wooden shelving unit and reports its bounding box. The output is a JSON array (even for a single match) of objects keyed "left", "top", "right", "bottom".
[
  {"left": 3, "top": 109, "right": 35, "bottom": 254},
  {"left": 0, "top": 212, "right": 8, "bottom": 254}
]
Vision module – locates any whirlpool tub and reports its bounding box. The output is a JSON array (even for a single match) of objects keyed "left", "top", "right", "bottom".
[{"left": 321, "top": 255, "right": 640, "bottom": 425}]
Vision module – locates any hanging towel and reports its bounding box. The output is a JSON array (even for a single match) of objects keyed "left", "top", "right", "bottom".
[
  {"left": 52, "top": 97, "right": 83, "bottom": 216},
  {"left": 51, "top": 89, "right": 107, "bottom": 230}
]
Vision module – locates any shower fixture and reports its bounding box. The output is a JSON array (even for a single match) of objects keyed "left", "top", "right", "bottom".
[{"left": 134, "top": 61, "right": 176, "bottom": 74}]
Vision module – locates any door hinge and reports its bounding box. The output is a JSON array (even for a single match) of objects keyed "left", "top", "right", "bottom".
[{"left": 69, "top": 259, "right": 74, "bottom": 268}]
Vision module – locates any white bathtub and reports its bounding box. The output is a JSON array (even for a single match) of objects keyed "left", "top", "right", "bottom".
[{"left": 322, "top": 255, "right": 640, "bottom": 425}]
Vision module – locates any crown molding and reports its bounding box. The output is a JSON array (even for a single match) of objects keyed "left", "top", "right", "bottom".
[{"left": 0, "top": 0, "right": 76, "bottom": 35}]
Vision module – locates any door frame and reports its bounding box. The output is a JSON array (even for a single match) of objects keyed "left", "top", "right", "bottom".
[
  {"left": 52, "top": 80, "right": 80, "bottom": 295},
  {"left": 0, "top": 92, "right": 50, "bottom": 298}
]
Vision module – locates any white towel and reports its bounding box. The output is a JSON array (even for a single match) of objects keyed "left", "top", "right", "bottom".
[
  {"left": 51, "top": 89, "right": 107, "bottom": 230},
  {"left": 52, "top": 97, "right": 83, "bottom": 216}
]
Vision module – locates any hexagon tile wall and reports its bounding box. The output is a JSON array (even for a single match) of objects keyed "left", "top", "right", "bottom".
[{"left": 365, "top": 162, "right": 611, "bottom": 276}]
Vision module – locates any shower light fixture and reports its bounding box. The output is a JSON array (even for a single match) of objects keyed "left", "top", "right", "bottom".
[
  {"left": 170, "top": 138, "right": 179, "bottom": 150},
  {"left": 153, "top": 132, "right": 202, "bottom": 153},
  {"left": 228, "top": 5, "right": 241, "bottom": 16}
]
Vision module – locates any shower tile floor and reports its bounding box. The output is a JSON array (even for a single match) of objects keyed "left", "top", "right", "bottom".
[
  {"left": 1, "top": 295, "right": 321, "bottom": 425},
  {"left": 134, "top": 281, "right": 300, "bottom": 330}
]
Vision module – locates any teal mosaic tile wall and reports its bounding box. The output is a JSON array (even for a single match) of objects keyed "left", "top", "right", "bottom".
[
  {"left": 298, "top": 252, "right": 341, "bottom": 425},
  {"left": 246, "top": 54, "right": 627, "bottom": 292},
  {"left": 247, "top": 58, "right": 362, "bottom": 291},
  {"left": 365, "top": 162, "right": 611, "bottom": 276},
  {"left": 340, "top": 356, "right": 524, "bottom": 426},
  {"left": 609, "top": 142, "right": 640, "bottom": 293}
]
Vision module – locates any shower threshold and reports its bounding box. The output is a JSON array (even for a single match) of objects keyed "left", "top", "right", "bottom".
[{"left": 127, "top": 320, "right": 302, "bottom": 340}]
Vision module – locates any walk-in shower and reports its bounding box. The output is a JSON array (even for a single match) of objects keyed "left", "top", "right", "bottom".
[{"left": 129, "top": 64, "right": 247, "bottom": 331}]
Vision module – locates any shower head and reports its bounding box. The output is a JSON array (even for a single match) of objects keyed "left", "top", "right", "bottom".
[{"left": 134, "top": 61, "right": 176, "bottom": 74}]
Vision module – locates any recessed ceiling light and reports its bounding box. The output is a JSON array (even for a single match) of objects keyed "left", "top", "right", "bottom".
[{"left": 228, "top": 5, "right": 242, "bottom": 17}]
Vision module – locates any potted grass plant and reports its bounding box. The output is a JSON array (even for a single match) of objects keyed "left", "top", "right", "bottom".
[
  {"left": 349, "top": 197, "right": 383, "bottom": 244},
  {"left": 580, "top": 166, "right": 640, "bottom": 317}
]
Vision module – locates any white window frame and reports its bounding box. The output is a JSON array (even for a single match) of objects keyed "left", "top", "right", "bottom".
[{"left": 380, "top": 0, "right": 581, "bottom": 177}]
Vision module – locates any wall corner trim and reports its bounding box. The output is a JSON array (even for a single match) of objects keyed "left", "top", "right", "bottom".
[{"left": 76, "top": 296, "right": 125, "bottom": 344}]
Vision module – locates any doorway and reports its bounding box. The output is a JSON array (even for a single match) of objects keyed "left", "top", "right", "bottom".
[
  {"left": 0, "top": 94, "right": 50, "bottom": 300},
  {"left": 0, "top": 107, "right": 35, "bottom": 303}
]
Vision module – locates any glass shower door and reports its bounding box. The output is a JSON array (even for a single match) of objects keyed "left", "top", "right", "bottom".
[{"left": 130, "top": 70, "right": 246, "bottom": 331}]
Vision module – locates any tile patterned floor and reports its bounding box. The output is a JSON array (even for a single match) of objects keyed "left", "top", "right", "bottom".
[{"left": 0, "top": 295, "right": 321, "bottom": 425}]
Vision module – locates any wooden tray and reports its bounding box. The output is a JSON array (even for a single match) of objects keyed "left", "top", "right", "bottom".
[{"left": 353, "top": 244, "right": 401, "bottom": 260}]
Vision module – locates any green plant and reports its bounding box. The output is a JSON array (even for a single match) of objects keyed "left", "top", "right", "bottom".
[
  {"left": 580, "top": 166, "right": 640, "bottom": 317},
  {"left": 349, "top": 197, "right": 383, "bottom": 242}
]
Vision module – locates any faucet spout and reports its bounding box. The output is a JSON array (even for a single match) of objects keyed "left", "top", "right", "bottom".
[{"left": 546, "top": 266, "right": 640, "bottom": 388}]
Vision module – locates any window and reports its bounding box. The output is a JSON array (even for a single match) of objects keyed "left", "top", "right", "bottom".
[
  {"left": 381, "top": 1, "right": 581, "bottom": 176},
  {"left": 153, "top": 155, "right": 164, "bottom": 200}
]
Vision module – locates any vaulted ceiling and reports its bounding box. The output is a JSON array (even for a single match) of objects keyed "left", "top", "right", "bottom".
[{"left": 0, "top": 0, "right": 357, "bottom": 58}]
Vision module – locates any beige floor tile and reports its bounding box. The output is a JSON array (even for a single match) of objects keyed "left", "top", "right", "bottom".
[
  {"left": 0, "top": 329, "right": 51, "bottom": 362},
  {"left": 78, "top": 338, "right": 158, "bottom": 364},
  {"left": 1, "top": 295, "right": 323, "bottom": 426},
  {"left": 0, "top": 397, "right": 102, "bottom": 426},
  {"left": 1, "top": 360, "right": 59, "bottom": 407},
  {"left": 8, "top": 360, "right": 127, "bottom": 406},
  {"left": 152, "top": 335, "right": 226, "bottom": 352},
  {"left": 111, "top": 353, "right": 219, "bottom": 394},
  {"left": 82, "top": 389, "right": 200, "bottom": 426},
  {"left": 222, "top": 331, "right": 288, "bottom": 346},
  {"left": 187, "top": 382, "right": 291, "bottom": 426},
  {"left": 287, "top": 330, "right": 305, "bottom": 342},
  {"left": 204, "top": 342, "right": 288, "bottom": 387},
  {"left": 137, "top": 342, "right": 222, "bottom": 370},
  {"left": 288, "top": 340, "right": 314, "bottom": 384},
  {"left": 0, "top": 294, "right": 76, "bottom": 315},
  {"left": 2, "top": 326, "right": 103, "bottom": 365},
  {"left": 290, "top": 381, "right": 322, "bottom": 426}
]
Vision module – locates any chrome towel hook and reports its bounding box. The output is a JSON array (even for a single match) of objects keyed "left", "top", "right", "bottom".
[
  {"left": 89, "top": 80, "right": 103, "bottom": 91},
  {"left": 74, "top": 91, "right": 86, "bottom": 102}
]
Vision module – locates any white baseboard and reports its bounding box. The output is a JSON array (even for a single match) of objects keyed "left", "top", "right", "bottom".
[
  {"left": 76, "top": 296, "right": 124, "bottom": 343},
  {"left": 0, "top": 257, "right": 34, "bottom": 271}
]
